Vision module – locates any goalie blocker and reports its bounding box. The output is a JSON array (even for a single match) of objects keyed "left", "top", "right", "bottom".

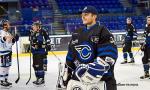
[{"left": 63, "top": 57, "right": 114, "bottom": 90}]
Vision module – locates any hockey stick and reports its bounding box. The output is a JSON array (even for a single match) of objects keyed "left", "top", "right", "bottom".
[
  {"left": 57, "top": 61, "right": 63, "bottom": 89},
  {"left": 133, "top": 47, "right": 141, "bottom": 59},
  {"left": 26, "top": 35, "right": 32, "bottom": 85},
  {"left": 50, "top": 51, "right": 73, "bottom": 90},
  {"left": 15, "top": 27, "right": 20, "bottom": 83},
  {"left": 50, "top": 51, "right": 63, "bottom": 88}
]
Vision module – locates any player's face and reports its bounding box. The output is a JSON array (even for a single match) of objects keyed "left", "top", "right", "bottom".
[
  {"left": 126, "top": 19, "right": 131, "bottom": 24},
  {"left": 32, "top": 25, "right": 39, "bottom": 32},
  {"left": 3, "top": 22, "right": 10, "bottom": 31},
  {"left": 147, "top": 18, "right": 150, "bottom": 25},
  {"left": 81, "top": 13, "right": 96, "bottom": 25}
]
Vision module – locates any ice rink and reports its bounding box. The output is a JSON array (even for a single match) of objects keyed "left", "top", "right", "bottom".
[{"left": 2, "top": 50, "right": 150, "bottom": 90}]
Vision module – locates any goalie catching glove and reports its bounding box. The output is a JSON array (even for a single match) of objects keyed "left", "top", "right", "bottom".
[{"left": 75, "top": 57, "right": 115, "bottom": 84}]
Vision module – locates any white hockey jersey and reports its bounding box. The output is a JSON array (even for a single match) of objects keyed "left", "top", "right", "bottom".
[{"left": 0, "top": 30, "right": 13, "bottom": 55}]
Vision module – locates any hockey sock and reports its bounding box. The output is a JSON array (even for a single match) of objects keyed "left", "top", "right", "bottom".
[
  {"left": 123, "top": 52, "right": 127, "bottom": 61},
  {"left": 5, "top": 67, "right": 10, "bottom": 80},
  {"left": 129, "top": 52, "right": 134, "bottom": 60},
  {"left": 0, "top": 67, "right": 9, "bottom": 81},
  {"left": 35, "top": 70, "right": 45, "bottom": 79},
  {"left": 143, "top": 64, "right": 149, "bottom": 73}
]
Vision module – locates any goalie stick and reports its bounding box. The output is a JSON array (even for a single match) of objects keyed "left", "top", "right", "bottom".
[{"left": 50, "top": 51, "right": 73, "bottom": 90}]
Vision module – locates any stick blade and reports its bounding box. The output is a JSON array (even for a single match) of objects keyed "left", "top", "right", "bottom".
[{"left": 15, "top": 77, "right": 20, "bottom": 83}]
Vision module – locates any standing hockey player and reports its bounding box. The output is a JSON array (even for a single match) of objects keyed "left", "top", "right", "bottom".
[
  {"left": 62, "top": 6, "right": 118, "bottom": 90},
  {"left": 29, "top": 21, "right": 51, "bottom": 85},
  {"left": 140, "top": 16, "right": 150, "bottom": 79},
  {"left": 121, "top": 17, "right": 137, "bottom": 64},
  {"left": 0, "top": 20, "right": 19, "bottom": 88}
]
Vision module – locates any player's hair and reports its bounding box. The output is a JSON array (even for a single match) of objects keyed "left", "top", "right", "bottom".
[
  {"left": 127, "top": 17, "right": 132, "bottom": 21},
  {"left": 32, "top": 21, "right": 42, "bottom": 29},
  {"left": 146, "top": 16, "right": 150, "bottom": 19}
]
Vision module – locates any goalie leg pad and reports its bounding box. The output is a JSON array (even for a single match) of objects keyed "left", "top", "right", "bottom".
[
  {"left": 67, "top": 80, "right": 86, "bottom": 90},
  {"left": 67, "top": 80, "right": 105, "bottom": 90}
]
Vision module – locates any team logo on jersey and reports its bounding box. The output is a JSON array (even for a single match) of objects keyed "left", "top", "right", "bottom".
[
  {"left": 72, "top": 39, "right": 78, "bottom": 45},
  {"left": 72, "top": 33, "right": 79, "bottom": 44},
  {"left": 90, "top": 87, "right": 100, "bottom": 90},
  {"left": 110, "top": 37, "right": 115, "bottom": 43},
  {"left": 75, "top": 43, "right": 93, "bottom": 62},
  {"left": 90, "top": 35, "right": 99, "bottom": 43},
  {"left": 72, "top": 86, "right": 83, "bottom": 90}
]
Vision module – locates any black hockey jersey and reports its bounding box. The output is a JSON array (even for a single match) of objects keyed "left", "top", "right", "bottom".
[
  {"left": 29, "top": 29, "right": 51, "bottom": 54},
  {"left": 66, "top": 23, "right": 118, "bottom": 71},
  {"left": 124, "top": 24, "right": 137, "bottom": 43},
  {"left": 144, "top": 24, "right": 150, "bottom": 47}
]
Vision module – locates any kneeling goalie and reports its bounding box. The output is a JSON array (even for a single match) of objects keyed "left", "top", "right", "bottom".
[{"left": 58, "top": 6, "right": 118, "bottom": 90}]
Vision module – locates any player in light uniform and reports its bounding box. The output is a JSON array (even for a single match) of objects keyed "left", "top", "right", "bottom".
[{"left": 0, "top": 20, "right": 19, "bottom": 87}]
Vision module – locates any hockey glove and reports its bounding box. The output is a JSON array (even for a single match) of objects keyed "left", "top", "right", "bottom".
[
  {"left": 46, "top": 44, "right": 51, "bottom": 51},
  {"left": 12, "top": 34, "right": 19, "bottom": 43},
  {"left": 140, "top": 43, "right": 145, "bottom": 51},
  {"left": 75, "top": 58, "right": 110, "bottom": 84}
]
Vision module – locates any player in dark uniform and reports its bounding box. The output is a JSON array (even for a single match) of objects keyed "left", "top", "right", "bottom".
[
  {"left": 140, "top": 16, "right": 150, "bottom": 79},
  {"left": 62, "top": 6, "right": 118, "bottom": 90},
  {"left": 121, "top": 17, "right": 137, "bottom": 64},
  {"left": 29, "top": 21, "right": 51, "bottom": 85}
]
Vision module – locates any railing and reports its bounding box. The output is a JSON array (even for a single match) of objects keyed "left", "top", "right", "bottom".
[{"left": 9, "top": 24, "right": 53, "bottom": 36}]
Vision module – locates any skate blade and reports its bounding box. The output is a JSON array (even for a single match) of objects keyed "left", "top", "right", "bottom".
[
  {"left": 140, "top": 77, "right": 150, "bottom": 80},
  {"left": 0, "top": 85, "right": 12, "bottom": 89},
  {"left": 128, "top": 62, "right": 135, "bottom": 64},
  {"left": 56, "top": 87, "right": 66, "bottom": 90},
  {"left": 56, "top": 88, "right": 66, "bottom": 90},
  {"left": 33, "top": 83, "right": 45, "bottom": 87}
]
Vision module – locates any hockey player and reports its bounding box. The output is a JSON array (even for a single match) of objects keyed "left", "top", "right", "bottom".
[
  {"left": 29, "top": 21, "right": 51, "bottom": 85},
  {"left": 62, "top": 6, "right": 118, "bottom": 90},
  {"left": 140, "top": 16, "right": 150, "bottom": 79},
  {"left": 121, "top": 17, "right": 137, "bottom": 64},
  {"left": 0, "top": 20, "right": 19, "bottom": 87}
]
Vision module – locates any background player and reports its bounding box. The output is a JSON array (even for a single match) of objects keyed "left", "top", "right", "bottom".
[
  {"left": 0, "top": 20, "right": 19, "bottom": 88},
  {"left": 121, "top": 17, "right": 137, "bottom": 64},
  {"left": 29, "top": 21, "right": 51, "bottom": 86},
  {"left": 62, "top": 6, "right": 118, "bottom": 90},
  {"left": 140, "top": 16, "right": 150, "bottom": 79}
]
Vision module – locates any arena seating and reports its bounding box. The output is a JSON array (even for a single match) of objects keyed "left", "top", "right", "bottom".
[
  {"left": 16, "top": 0, "right": 147, "bottom": 36},
  {"left": 18, "top": 0, "right": 53, "bottom": 36},
  {"left": 56, "top": 0, "right": 135, "bottom": 14},
  {"left": 20, "top": 0, "right": 53, "bottom": 24},
  {"left": 64, "top": 15, "right": 145, "bottom": 33}
]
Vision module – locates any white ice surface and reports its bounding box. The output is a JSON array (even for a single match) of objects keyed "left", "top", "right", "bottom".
[{"left": 1, "top": 51, "right": 150, "bottom": 90}]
